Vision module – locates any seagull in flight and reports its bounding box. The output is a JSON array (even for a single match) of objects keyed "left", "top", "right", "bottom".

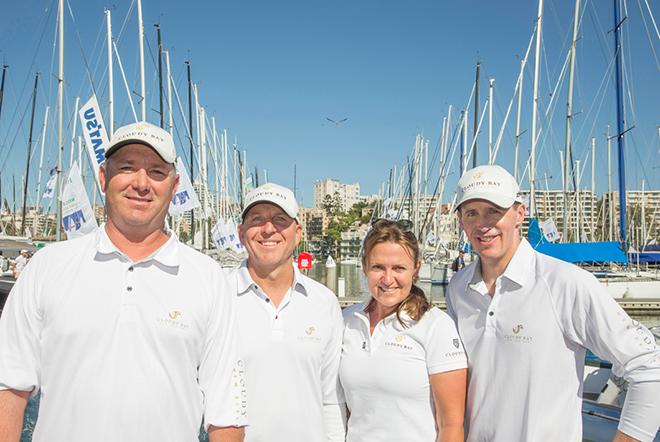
[{"left": 326, "top": 117, "right": 349, "bottom": 126}]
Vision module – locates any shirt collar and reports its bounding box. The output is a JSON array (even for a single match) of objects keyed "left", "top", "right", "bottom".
[
  {"left": 352, "top": 299, "right": 416, "bottom": 331},
  {"left": 95, "top": 223, "right": 179, "bottom": 267},
  {"left": 467, "top": 238, "right": 532, "bottom": 295},
  {"left": 501, "top": 238, "right": 534, "bottom": 287},
  {"left": 236, "top": 259, "right": 308, "bottom": 296}
]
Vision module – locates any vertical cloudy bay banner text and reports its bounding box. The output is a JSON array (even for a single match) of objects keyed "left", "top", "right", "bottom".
[{"left": 79, "top": 94, "right": 110, "bottom": 192}]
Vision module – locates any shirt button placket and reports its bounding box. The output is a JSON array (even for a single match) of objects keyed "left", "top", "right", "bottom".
[
  {"left": 119, "top": 262, "right": 138, "bottom": 323},
  {"left": 485, "top": 284, "right": 500, "bottom": 337},
  {"left": 125, "top": 263, "right": 135, "bottom": 302}
]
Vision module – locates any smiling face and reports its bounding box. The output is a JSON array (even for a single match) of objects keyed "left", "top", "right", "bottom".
[
  {"left": 364, "top": 241, "right": 420, "bottom": 318},
  {"left": 238, "top": 203, "right": 301, "bottom": 274},
  {"left": 99, "top": 143, "right": 178, "bottom": 236},
  {"left": 458, "top": 199, "right": 525, "bottom": 269}
]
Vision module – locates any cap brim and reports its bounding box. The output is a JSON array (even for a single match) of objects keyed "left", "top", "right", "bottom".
[
  {"left": 456, "top": 192, "right": 518, "bottom": 211},
  {"left": 105, "top": 139, "right": 172, "bottom": 163},
  {"left": 241, "top": 201, "right": 297, "bottom": 220}
]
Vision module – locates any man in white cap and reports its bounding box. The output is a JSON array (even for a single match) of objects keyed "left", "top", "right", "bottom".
[
  {"left": 234, "top": 182, "right": 345, "bottom": 442},
  {"left": 0, "top": 121, "right": 246, "bottom": 442},
  {"left": 446, "top": 164, "right": 660, "bottom": 442}
]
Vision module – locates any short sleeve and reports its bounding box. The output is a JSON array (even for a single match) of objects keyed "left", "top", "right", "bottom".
[
  {"left": 425, "top": 310, "right": 468, "bottom": 375},
  {"left": 0, "top": 256, "right": 43, "bottom": 396}
]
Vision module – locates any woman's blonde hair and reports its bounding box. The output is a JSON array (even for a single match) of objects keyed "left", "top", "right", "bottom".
[{"left": 362, "top": 219, "right": 431, "bottom": 326}]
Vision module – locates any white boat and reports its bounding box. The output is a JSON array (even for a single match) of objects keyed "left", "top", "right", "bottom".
[{"left": 597, "top": 274, "right": 660, "bottom": 299}]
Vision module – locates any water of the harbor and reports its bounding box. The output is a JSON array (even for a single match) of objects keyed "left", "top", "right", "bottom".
[
  {"left": 17, "top": 263, "right": 659, "bottom": 441},
  {"left": 305, "top": 262, "right": 448, "bottom": 302}
]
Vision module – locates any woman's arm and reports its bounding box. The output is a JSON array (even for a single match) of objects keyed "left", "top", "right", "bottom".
[{"left": 430, "top": 368, "right": 467, "bottom": 442}]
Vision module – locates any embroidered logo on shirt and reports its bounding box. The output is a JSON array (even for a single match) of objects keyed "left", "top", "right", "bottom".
[
  {"left": 453, "top": 338, "right": 460, "bottom": 349},
  {"left": 385, "top": 335, "right": 413, "bottom": 351},
  {"left": 297, "top": 325, "right": 322, "bottom": 343},
  {"left": 503, "top": 322, "right": 532, "bottom": 343},
  {"left": 157, "top": 310, "right": 189, "bottom": 330}
]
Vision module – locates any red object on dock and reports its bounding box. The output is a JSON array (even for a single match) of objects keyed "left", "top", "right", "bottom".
[{"left": 298, "top": 252, "right": 313, "bottom": 270}]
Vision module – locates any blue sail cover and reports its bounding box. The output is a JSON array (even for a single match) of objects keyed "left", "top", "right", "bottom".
[{"left": 528, "top": 218, "right": 628, "bottom": 264}]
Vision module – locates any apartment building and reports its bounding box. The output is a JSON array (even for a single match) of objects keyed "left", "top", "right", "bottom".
[{"left": 313, "top": 179, "right": 361, "bottom": 212}]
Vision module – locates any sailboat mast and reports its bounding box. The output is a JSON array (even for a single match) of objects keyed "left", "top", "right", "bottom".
[
  {"left": 607, "top": 126, "right": 613, "bottom": 241},
  {"left": 68, "top": 97, "right": 80, "bottom": 168},
  {"left": 563, "top": 0, "right": 581, "bottom": 242},
  {"left": 186, "top": 61, "right": 195, "bottom": 242},
  {"left": 472, "top": 62, "right": 480, "bottom": 168},
  {"left": 212, "top": 116, "right": 219, "bottom": 219},
  {"left": 488, "top": 78, "right": 494, "bottom": 164},
  {"left": 165, "top": 50, "right": 173, "bottom": 135},
  {"left": 613, "top": 0, "right": 627, "bottom": 247},
  {"left": 591, "top": 137, "right": 595, "bottom": 241},
  {"left": 105, "top": 9, "right": 113, "bottom": 137},
  {"left": 20, "top": 72, "right": 39, "bottom": 236},
  {"left": 55, "top": 0, "right": 64, "bottom": 241},
  {"left": 514, "top": 59, "right": 525, "bottom": 182},
  {"left": 0, "top": 65, "right": 7, "bottom": 123},
  {"left": 34, "top": 106, "right": 49, "bottom": 237},
  {"left": 137, "top": 0, "right": 146, "bottom": 121},
  {"left": 458, "top": 110, "right": 467, "bottom": 176},
  {"left": 529, "top": 0, "right": 544, "bottom": 218},
  {"left": 156, "top": 24, "right": 164, "bottom": 128}
]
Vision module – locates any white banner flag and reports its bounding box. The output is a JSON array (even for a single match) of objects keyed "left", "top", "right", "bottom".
[
  {"left": 225, "top": 219, "right": 245, "bottom": 253},
  {"left": 42, "top": 168, "right": 58, "bottom": 199},
  {"left": 169, "top": 157, "right": 201, "bottom": 216},
  {"left": 211, "top": 219, "right": 230, "bottom": 250},
  {"left": 60, "top": 162, "right": 98, "bottom": 239},
  {"left": 539, "top": 217, "right": 560, "bottom": 242},
  {"left": 79, "top": 94, "right": 110, "bottom": 192}
]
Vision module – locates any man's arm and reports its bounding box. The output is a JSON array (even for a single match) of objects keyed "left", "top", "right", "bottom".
[
  {"left": 199, "top": 269, "right": 248, "bottom": 432},
  {"left": 207, "top": 425, "right": 244, "bottom": 442},
  {"left": 555, "top": 271, "right": 660, "bottom": 441},
  {"left": 0, "top": 389, "right": 30, "bottom": 442},
  {"left": 612, "top": 430, "right": 641, "bottom": 442}
]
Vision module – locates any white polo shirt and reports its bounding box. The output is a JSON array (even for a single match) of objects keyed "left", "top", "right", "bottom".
[
  {"left": 446, "top": 238, "right": 660, "bottom": 442},
  {"left": 232, "top": 261, "right": 345, "bottom": 442},
  {"left": 0, "top": 226, "right": 247, "bottom": 442},
  {"left": 339, "top": 302, "right": 467, "bottom": 442}
]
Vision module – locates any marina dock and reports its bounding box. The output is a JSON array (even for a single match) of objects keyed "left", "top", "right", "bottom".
[{"left": 338, "top": 297, "right": 660, "bottom": 317}]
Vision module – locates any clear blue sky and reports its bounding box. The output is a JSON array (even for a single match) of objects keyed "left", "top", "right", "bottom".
[{"left": 1, "top": 0, "right": 658, "bottom": 209}]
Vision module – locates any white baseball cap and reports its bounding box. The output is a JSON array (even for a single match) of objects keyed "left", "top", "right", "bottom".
[
  {"left": 105, "top": 122, "right": 176, "bottom": 164},
  {"left": 242, "top": 183, "right": 299, "bottom": 220},
  {"left": 455, "top": 165, "right": 523, "bottom": 210}
]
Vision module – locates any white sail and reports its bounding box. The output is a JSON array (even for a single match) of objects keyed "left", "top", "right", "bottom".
[{"left": 325, "top": 255, "right": 336, "bottom": 268}]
